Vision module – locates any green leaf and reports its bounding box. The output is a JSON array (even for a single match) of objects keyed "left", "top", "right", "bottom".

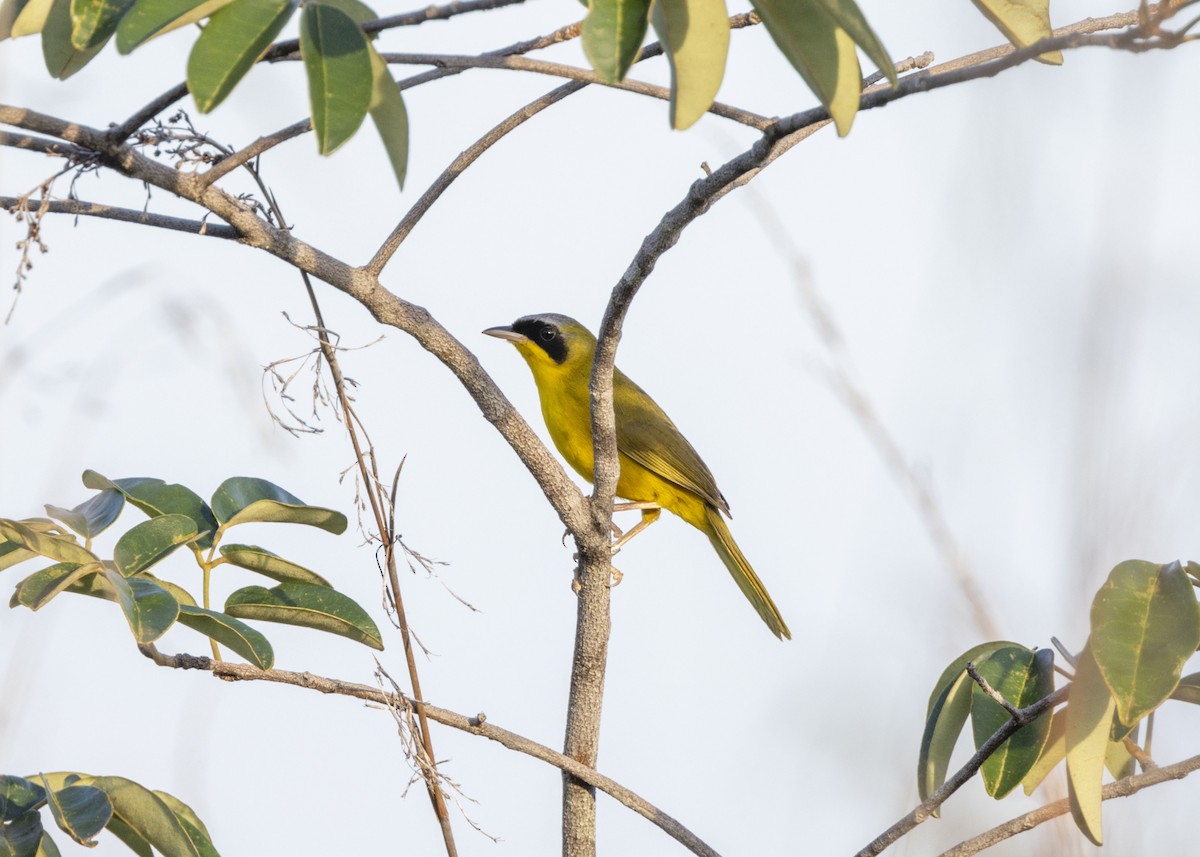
[
  {"left": 368, "top": 43, "right": 408, "bottom": 189},
  {"left": 750, "top": 0, "right": 861, "bottom": 135},
  {"left": 41, "top": 0, "right": 106, "bottom": 77},
  {"left": 83, "top": 472, "right": 219, "bottom": 550},
  {"left": 813, "top": 0, "right": 894, "bottom": 86},
  {"left": 0, "top": 811, "right": 44, "bottom": 857},
  {"left": 969, "top": 646, "right": 1055, "bottom": 798},
  {"left": 0, "top": 519, "right": 96, "bottom": 565},
  {"left": 1021, "top": 706, "right": 1066, "bottom": 795},
  {"left": 115, "top": 0, "right": 232, "bottom": 53},
  {"left": 0, "top": 777, "right": 46, "bottom": 822},
  {"left": 1104, "top": 722, "right": 1137, "bottom": 781},
  {"left": 33, "top": 831, "right": 60, "bottom": 857},
  {"left": 211, "top": 477, "right": 347, "bottom": 534},
  {"left": 0, "top": 540, "right": 38, "bottom": 572},
  {"left": 649, "top": 0, "right": 729, "bottom": 130},
  {"left": 177, "top": 605, "right": 274, "bottom": 669},
  {"left": 105, "top": 818, "right": 152, "bottom": 857},
  {"left": 300, "top": 2, "right": 372, "bottom": 154},
  {"left": 113, "top": 515, "right": 198, "bottom": 577},
  {"left": 218, "top": 544, "right": 331, "bottom": 586},
  {"left": 100, "top": 569, "right": 180, "bottom": 643},
  {"left": 1, "top": 0, "right": 53, "bottom": 37},
  {"left": 76, "top": 778, "right": 201, "bottom": 857},
  {"left": 916, "top": 669, "right": 972, "bottom": 811},
  {"left": 1090, "top": 559, "right": 1200, "bottom": 726},
  {"left": 151, "top": 792, "right": 216, "bottom": 857},
  {"left": 12, "top": 562, "right": 100, "bottom": 610},
  {"left": 186, "top": 0, "right": 298, "bottom": 113},
  {"left": 924, "top": 641, "right": 1025, "bottom": 719},
  {"left": 41, "top": 782, "right": 111, "bottom": 847},
  {"left": 69, "top": 0, "right": 132, "bottom": 48},
  {"left": 970, "top": 0, "right": 1062, "bottom": 65},
  {"left": 44, "top": 489, "right": 124, "bottom": 539},
  {"left": 1065, "top": 642, "right": 1113, "bottom": 846},
  {"left": 581, "top": 0, "right": 651, "bottom": 83},
  {"left": 136, "top": 573, "right": 198, "bottom": 608},
  {"left": 1170, "top": 671, "right": 1200, "bottom": 705},
  {"left": 225, "top": 582, "right": 382, "bottom": 650}
]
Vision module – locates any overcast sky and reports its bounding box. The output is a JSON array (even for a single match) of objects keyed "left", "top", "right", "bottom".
[{"left": 2, "top": 1, "right": 1199, "bottom": 855}]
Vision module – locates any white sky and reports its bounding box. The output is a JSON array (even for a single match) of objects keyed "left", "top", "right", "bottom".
[{"left": 2, "top": 1, "right": 1199, "bottom": 855}]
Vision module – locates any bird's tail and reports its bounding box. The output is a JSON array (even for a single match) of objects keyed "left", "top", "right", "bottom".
[{"left": 703, "top": 506, "right": 791, "bottom": 640}]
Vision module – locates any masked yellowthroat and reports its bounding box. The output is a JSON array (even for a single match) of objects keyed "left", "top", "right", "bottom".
[{"left": 484, "top": 313, "right": 790, "bottom": 640}]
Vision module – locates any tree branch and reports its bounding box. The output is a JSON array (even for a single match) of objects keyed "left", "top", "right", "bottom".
[
  {"left": 855, "top": 686, "right": 1068, "bottom": 857},
  {"left": 138, "top": 646, "right": 722, "bottom": 857},
  {"left": 937, "top": 751, "right": 1200, "bottom": 857},
  {"left": 0, "top": 197, "right": 239, "bottom": 239},
  {"left": 0, "top": 131, "right": 90, "bottom": 158}
]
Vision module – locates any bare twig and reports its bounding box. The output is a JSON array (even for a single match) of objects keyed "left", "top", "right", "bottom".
[
  {"left": 855, "top": 686, "right": 1067, "bottom": 857},
  {"left": 937, "top": 751, "right": 1200, "bottom": 857},
  {"left": 965, "top": 662, "right": 1021, "bottom": 717},
  {"left": 0, "top": 197, "right": 238, "bottom": 239},
  {"left": 0, "top": 131, "right": 90, "bottom": 157},
  {"left": 137, "top": 646, "right": 722, "bottom": 857}
]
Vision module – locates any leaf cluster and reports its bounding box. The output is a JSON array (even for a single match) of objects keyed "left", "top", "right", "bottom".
[
  {"left": 918, "top": 559, "right": 1200, "bottom": 845},
  {"left": 2, "top": 470, "right": 383, "bottom": 669},
  {"left": 1, "top": 772, "right": 217, "bottom": 857}
]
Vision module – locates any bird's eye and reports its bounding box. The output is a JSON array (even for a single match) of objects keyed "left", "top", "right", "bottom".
[{"left": 540, "top": 327, "right": 557, "bottom": 342}]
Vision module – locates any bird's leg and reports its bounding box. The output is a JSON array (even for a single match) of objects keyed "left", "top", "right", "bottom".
[{"left": 610, "top": 505, "right": 662, "bottom": 555}]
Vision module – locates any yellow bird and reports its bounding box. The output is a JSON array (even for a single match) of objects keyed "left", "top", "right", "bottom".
[{"left": 484, "top": 313, "right": 791, "bottom": 640}]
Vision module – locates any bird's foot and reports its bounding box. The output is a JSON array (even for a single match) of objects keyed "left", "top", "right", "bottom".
[{"left": 571, "top": 552, "right": 623, "bottom": 590}]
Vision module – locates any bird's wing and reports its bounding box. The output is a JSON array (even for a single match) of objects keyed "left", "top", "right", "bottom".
[{"left": 614, "top": 371, "right": 731, "bottom": 515}]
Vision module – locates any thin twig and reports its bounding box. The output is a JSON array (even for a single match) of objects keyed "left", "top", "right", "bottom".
[
  {"left": 965, "top": 662, "right": 1020, "bottom": 717},
  {"left": 0, "top": 131, "right": 90, "bottom": 157},
  {"left": 137, "top": 646, "right": 722, "bottom": 857},
  {"left": 0, "top": 197, "right": 238, "bottom": 239},
  {"left": 937, "top": 751, "right": 1200, "bottom": 857}
]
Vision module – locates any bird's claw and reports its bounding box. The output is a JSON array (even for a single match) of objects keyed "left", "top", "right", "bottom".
[{"left": 571, "top": 552, "right": 623, "bottom": 590}]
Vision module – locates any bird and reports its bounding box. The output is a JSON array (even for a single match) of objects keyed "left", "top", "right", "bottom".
[{"left": 484, "top": 313, "right": 791, "bottom": 640}]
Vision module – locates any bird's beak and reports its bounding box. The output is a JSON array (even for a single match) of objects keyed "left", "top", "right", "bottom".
[{"left": 483, "top": 325, "right": 526, "bottom": 343}]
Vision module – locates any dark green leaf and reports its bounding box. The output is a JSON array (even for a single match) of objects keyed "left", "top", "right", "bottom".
[
  {"left": 0, "top": 777, "right": 45, "bottom": 822},
  {"left": 104, "top": 817, "right": 152, "bottom": 857},
  {"left": 225, "top": 582, "right": 382, "bottom": 650},
  {"left": 368, "top": 44, "right": 407, "bottom": 189},
  {"left": 924, "top": 641, "right": 1025, "bottom": 719},
  {"left": 77, "top": 778, "right": 200, "bottom": 857},
  {"left": 83, "top": 472, "right": 218, "bottom": 550},
  {"left": 69, "top": 0, "right": 132, "bottom": 48},
  {"left": 41, "top": 782, "right": 111, "bottom": 846},
  {"left": 136, "top": 573, "right": 198, "bottom": 607},
  {"left": 218, "top": 544, "right": 331, "bottom": 586},
  {"left": 33, "top": 831, "right": 61, "bottom": 857},
  {"left": 211, "top": 477, "right": 346, "bottom": 534},
  {"left": 301, "top": 2, "right": 372, "bottom": 154},
  {"left": 12, "top": 562, "right": 99, "bottom": 610},
  {"left": 177, "top": 605, "right": 274, "bottom": 669},
  {"left": 916, "top": 669, "right": 971, "bottom": 811},
  {"left": 304, "top": 0, "right": 372, "bottom": 23},
  {"left": 970, "top": 646, "right": 1055, "bottom": 798},
  {"left": 115, "top": 0, "right": 232, "bottom": 54},
  {"left": 41, "top": 0, "right": 105, "bottom": 77},
  {"left": 1091, "top": 559, "right": 1200, "bottom": 726},
  {"left": 581, "top": 0, "right": 651, "bottom": 83},
  {"left": 44, "top": 489, "right": 123, "bottom": 539},
  {"left": 649, "top": 0, "right": 728, "bottom": 130},
  {"left": 152, "top": 792, "right": 217, "bottom": 857},
  {"left": 113, "top": 515, "right": 198, "bottom": 577},
  {"left": 186, "top": 0, "right": 298, "bottom": 113},
  {"left": 0, "top": 811, "right": 43, "bottom": 857},
  {"left": 0, "top": 520, "right": 96, "bottom": 565},
  {"left": 750, "top": 0, "right": 860, "bottom": 135},
  {"left": 100, "top": 569, "right": 179, "bottom": 643}
]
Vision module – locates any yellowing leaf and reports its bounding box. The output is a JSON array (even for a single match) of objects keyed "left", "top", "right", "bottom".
[
  {"left": 1064, "top": 642, "right": 1113, "bottom": 845},
  {"left": 650, "top": 0, "right": 729, "bottom": 130},
  {"left": 970, "top": 0, "right": 1062, "bottom": 65}
]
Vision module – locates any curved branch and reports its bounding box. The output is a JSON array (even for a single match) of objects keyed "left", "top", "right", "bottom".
[
  {"left": 138, "top": 646, "right": 722, "bottom": 857},
  {"left": 0, "top": 197, "right": 239, "bottom": 239},
  {"left": 938, "top": 751, "right": 1200, "bottom": 857}
]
